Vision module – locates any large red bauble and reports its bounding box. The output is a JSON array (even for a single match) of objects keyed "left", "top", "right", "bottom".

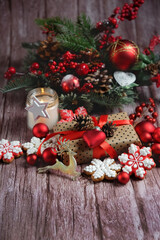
[
  {"left": 135, "top": 121, "right": 156, "bottom": 135},
  {"left": 61, "top": 74, "right": 80, "bottom": 92},
  {"left": 139, "top": 132, "right": 153, "bottom": 143},
  {"left": 109, "top": 39, "right": 139, "bottom": 70},
  {"left": 32, "top": 123, "right": 49, "bottom": 138},
  {"left": 27, "top": 154, "right": 37, "bottom": 165},
  {"left": 152, "top": 128, "right": 160, "bottom": 143},
  {"left": 42, "top": 147, "right": 57, "bottom": 165},
  {"left": 83, "top": 130, "right": 106, "bottom": 149},
  {"left": 76, "top": 63, "right": 89, "bottom": 76},
  {"left": 151, "top": 143, "right": 160, "bottom": 154},
  {"left": 118, "top": 172, "right": 130, "bottom": 184}
]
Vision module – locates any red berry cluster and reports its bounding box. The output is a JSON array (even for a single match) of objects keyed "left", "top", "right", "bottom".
[
  {"left": 96, "top": 0, "right": 144, "bottom": 49},
  {"left": 79, "top": 83, "right": 93, "bottom": 93},
  {"left": 143, "top": 35, "right": 160, "bottom": 55},
  {"left": 151, "top": 74, "right": 160, "bottom": 88},
  {"left": 4, "top": 67, "right": 16, "bottom": 80},
  {"left": 44, "top": 51, "right": 104, "bottom": 77},
  {"left": 129, "top": 98, "right": 158, "bottom": 124},
  {"left": 30, "top": 62, "right": 42, "bottom": 75}
]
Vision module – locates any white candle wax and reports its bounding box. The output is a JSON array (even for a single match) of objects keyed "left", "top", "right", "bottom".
[{"left": 26, "top": 88, "right": 59, "bottom": 130}]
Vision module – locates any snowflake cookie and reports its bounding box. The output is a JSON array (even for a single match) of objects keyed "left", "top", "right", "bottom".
[
  {"left": 22, "top": 136, "right": 57, "bottom": 155},
  {"left": 118, "top": 144, "right": 156, "bottom": 179},
  {"left": 83, "top": 158, "right": 122, "bottom": 182},
  {"left": 0, "top": 139, "right": 23, "bottom": 163}
]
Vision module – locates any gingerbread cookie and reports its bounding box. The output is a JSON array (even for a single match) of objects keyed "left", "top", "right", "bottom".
[
  {"left": 83, "top": 158, "right": 121, "bottom": 182},
  {"left": 118, "top": 144, "right": 156, "bottom": 179},
  {"left": 22, "top": 136, "right": 57, "bottom": 155},
  {"left": 0, "top": 139, "right": 23, "bottom": 163}
]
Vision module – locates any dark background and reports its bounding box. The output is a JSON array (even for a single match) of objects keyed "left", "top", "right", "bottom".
[{"left": 0, "top": 0, "right": 160, "bottom": 72}]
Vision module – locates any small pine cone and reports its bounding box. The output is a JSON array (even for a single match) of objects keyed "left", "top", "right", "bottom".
[
  {"left": 84, "top": 69, "right": 113, "bottom": 94},
  {"left": 102, "top": 122, "right": 117, "bottom": 137},
  {"left": 145, "top": 62, "right": 160, "bottom": 76},
  {"left": 37, "top": 37, "right": 62, "bottom": 60},
  {"left": 73, "top": 115, "right": 94, "bottom": 131}
]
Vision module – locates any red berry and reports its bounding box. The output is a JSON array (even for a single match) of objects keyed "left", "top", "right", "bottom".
[
  {"left": 136, "top": 106, "right": 143, "bottom": 113},
  {"left": 141, "top": 103, "right": 146, "bottom": 107},
  {"left": 129, "top": 114, "right": 136, "bottom": 120},
  {"left": 8, "top": 67, "right": 16, "bottom": 75},
  {"left": 152, "top": 112, "right": 158, "bottom": 118},
  {"left": 38, "top": 70, "right": 42, "bottom": 75},
  {"left": 31, "top": 62, "right": 39, "bottom": 69},
  {"left": 45, "top": 73, "right": 49, "bottom": 77},
  {"left": 149, "top": 108, "right": 154, "bottom": 113},
  {"left": 136, "top": 112, "right": 141, "bottom": 117}
]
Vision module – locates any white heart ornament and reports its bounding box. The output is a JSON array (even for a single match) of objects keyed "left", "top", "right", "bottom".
[{"left": 114, "top": 71, "right": 136, "bottom": 87}]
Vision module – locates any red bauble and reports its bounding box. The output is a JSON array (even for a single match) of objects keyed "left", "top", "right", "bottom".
[
  {"left": 27, "top": 154, "right": 37, "bottom": 165},
  {"left": 139, "top": 132, "right": 153, "bottom": 143},
  {"left": 135, "top": 121, "right": 156, "bottom": 135},
  {"left": 118, "top": 172, "right": 130, "bottom": 184},
  {"left": 152, "top": 128, "right": 160, "bottom": 143},
  {"left": 83, "top": 129, "right": 106, "bottom": 149},
  {"left": 32, "top": 123, "right": 49, "bottom": 138},
  {"left": 109, "top": 39, "right": 139, "bottom": 70},
  {"left": 61, "top": 74, "right": 80, "bottom": 92},
  {"left": 151, "top": 143, "right": 160, "bottom": 154},
  {"left": 76, "top": 63, "right": 89, "bottom": 76},
  {"left": 42, "top": 147, "right": 57, "bottom": 165}
]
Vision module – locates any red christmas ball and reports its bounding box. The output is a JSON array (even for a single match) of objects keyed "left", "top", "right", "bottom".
[
  {"left": 76, "top": 63, "right": 89, "bottom": 76},
  {"left": 151, "top": 143, "right": 160, "bottom": 154},
  {"left": 152, "top": 128, "right": 160, "bottom": 143},
  {"left": 118, "top": 172, "right": 130, "bottom": 184},
  {"left": 27, "top": 154, "right": 37, "bottom": 165},
  {"left": 109, "top": 39, "right": 139, "bottom": 70},
  {"left": 32, "top": 123, "right": 49, "bottom": 138},
  {"left": 139, "top": 132, "right": 153, "bottom": 143},
  {"left": 61, "top": 74, "right": 80, "bottom": 92},
  {"left": 135, "top": 121, "right": 156, "bottom": 135},
  {"left": 42, "top": 147, "right": 57, "bottom": 165}
]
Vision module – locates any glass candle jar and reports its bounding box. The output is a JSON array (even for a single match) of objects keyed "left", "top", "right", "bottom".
[{"left": 26, "top": 88, "right": 59, "bottom": 130}]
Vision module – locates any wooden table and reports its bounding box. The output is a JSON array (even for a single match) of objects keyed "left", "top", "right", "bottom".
[
  {"left": 0, "top": 78, "right": 160, "bottom": 240},
  {"left": 1, "top": 1, "right": 160, "bottom": 239}
]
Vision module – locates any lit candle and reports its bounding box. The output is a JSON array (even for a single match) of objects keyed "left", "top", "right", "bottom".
[{"left": 26, "top": 88, "right": 59, "bottom": 130}]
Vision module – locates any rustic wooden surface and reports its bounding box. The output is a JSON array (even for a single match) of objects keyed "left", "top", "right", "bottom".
[{"left": 0, "top": 0, "right": 160, "bottom": 239}]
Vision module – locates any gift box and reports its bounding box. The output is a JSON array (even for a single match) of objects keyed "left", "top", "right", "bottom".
[{"left": 53, "top": 112, "right": 141, "bottom": 165}]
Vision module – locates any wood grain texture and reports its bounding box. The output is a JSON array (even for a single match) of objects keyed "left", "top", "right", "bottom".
[{"left": 0, "top": 1, "right": 160, "bottom": 240}]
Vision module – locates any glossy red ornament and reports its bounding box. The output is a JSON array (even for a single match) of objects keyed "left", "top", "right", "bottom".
[
  {"left": 42, "top": 147, "right": 57, "bottom": 165},
  {"left": 32, "top": 123, "right": 49, "bottom": 138},
  {"left": 83, "top": 129, "right": 106, "bottom": 149},
  {"left": 139, "top": 132, "right": 153, "bottom": 143},
  {"left": 118, "top": 172, "right": 130, "bottom": 184},
  {"left": 109, "top": 39, "right": 139, "bottom": 70},
  {"left": 135, "top": 121, "right": 156, "bottom": 135},
  {"left": 27, "top": 154, "right": 37, "bottom": 165},
  {"left": 152, "top": 128, "right": 160, "bottom": 143},
  {"left": 61, "top": 74, "right": 80, "bottom": 92},
  {"left": 151, "top": 143, "right": 160, "bottom": 154},
  {"left": 76, "top": 63, "right": 89, "bottom": 76}
]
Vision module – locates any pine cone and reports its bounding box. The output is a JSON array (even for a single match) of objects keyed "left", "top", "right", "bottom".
[
  {"left": 73, "top": 115, "right": 94, "bottom": 131},
  {"left": 37, "top": 37, "right": 63, "bottom": 60},
  {"left": 145, "top": 61, "right": 160, "bottom": 76},
  {"left": 102, "top": 121, "right": 117, "bottom": 137},
  {"left": 78, "top": 49, "right": 100, "bottom": 63},
  {"left": 49, "top": 72, "right": 62, "bottom": 88},
  {"left": 84, "top": 69, "right": 113, "bottom": 94}
]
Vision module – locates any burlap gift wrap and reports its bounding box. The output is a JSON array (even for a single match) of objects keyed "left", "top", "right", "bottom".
[{"left": 53, "top": 112, "right": 141, "bottom": 164}]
